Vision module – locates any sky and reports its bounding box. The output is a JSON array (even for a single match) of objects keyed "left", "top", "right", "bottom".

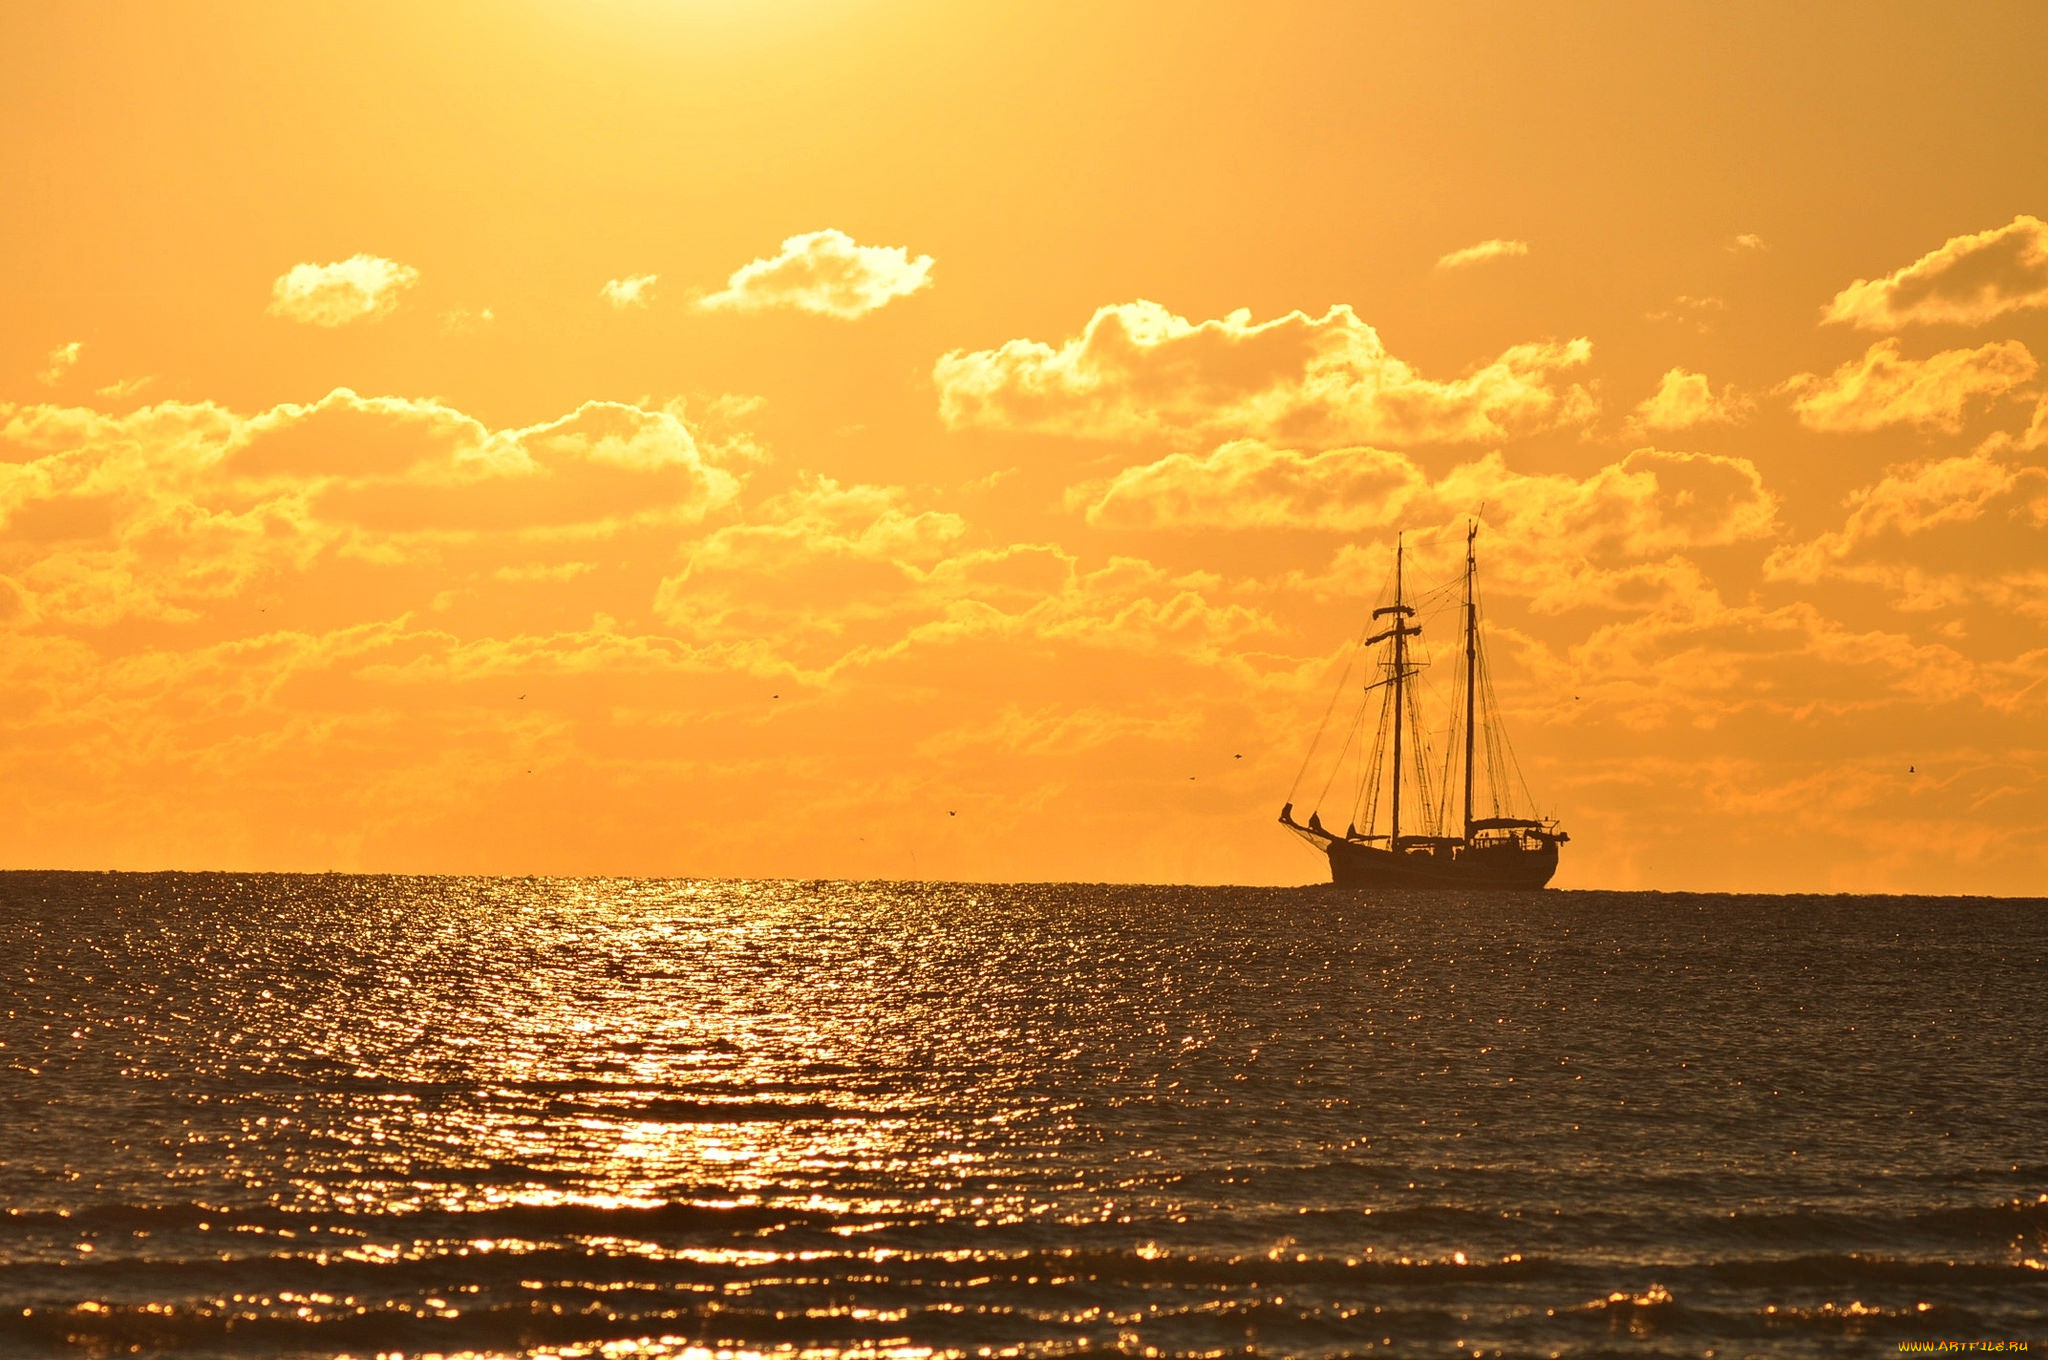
[{"left": 3, "top": 0, "right": 2046, "bottom": 891}]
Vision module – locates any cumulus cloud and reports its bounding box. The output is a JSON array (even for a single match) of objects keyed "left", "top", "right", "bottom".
[
  {"left": 659, "top": 476, "right": 983, "bottom": 650},
  {"left": 1078, "top": 442, "right": 1778, "bottom": 564},
  {"left": 6, "top": 361, "right": 2044, "bottom": 885},
  {"left": 699, "top": 229, "right": 933, "bottom": 318},
  {"left": 654, "top": 474, "right": 1269, "bottom": 674},
  {"left": 679, "top": 477, "right": 967, "bottom": 581},
  {"left": 268, "top": 254, "right": 420, "bottom": 327},
  {"left": 95, "top": 376, "right": 153, "bottom": 401},
  {"left": 1780, "top": 338, "right": 2037, "bottom": 433},
  {"left": 37, "top": 341, "right": 83, "bottom": 387},
  {"left": 1824, "top": 215, "right": 2048, "bottom": 331},
  {"left": 601, "top": 274, "right": 658, "bottom": 310},
  {"left": 1789, "top": 452, "right": 2023, "bottom": 548},
  {"left": 440, "top": 307, "right": 496, "bottom": 333},
  {"left": 0, "top": 386, "right": 1262, "bottom": 692},
  {"left": 934, "top": 301, "right": 1596, "bottom": 447},
  {"left": 1436, "top": 238, "right": 1530, "bottom": 270},
  {"left": 1630, "top": 367, "right": 1753, "bottom": 431},
  {"left": 1764, "top": 451, "right": 2048, "bottom": 619},
  {"left": 0, "top": 389, "right": 744, "bottom": 626},
  {"left": 0, "top": 398, "right": 293, "bottom": 625},
  {"left": 1265, "top": 519, "right": 2037, "bottom": 776},
  {"left": 1077, "top": 442, "right": 1424, "bottom": 535},
  {"left": 245, "top": 393, "right": 743, "bottom": 537},
  {"left": 1645, "top": 295, "right": 1726, "bottom": 332},
  {"left": 1729, "top": 233, "right": 1767, "bottom": 253},
  {"left": 1538, "top": 592, "right": 2000, "bottom": 733},
  {"left": 2024, "top": 394, "right": 2048, "bottom": 451}
]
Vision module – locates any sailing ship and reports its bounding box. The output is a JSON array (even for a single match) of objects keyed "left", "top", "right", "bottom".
[{"left": 1279, "top": 525, "right": 1569, "bottom": 888}]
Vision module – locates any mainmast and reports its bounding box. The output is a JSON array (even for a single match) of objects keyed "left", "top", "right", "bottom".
[
  {"left": 1393, "top": 540, "right": 1406, "bottom": 845},
  {"left": 1367, "top": 533, "right": 1420, "bottom": 844},
  {"left": 1462, "top": 522, "right": 1478, "bottom": 845}
]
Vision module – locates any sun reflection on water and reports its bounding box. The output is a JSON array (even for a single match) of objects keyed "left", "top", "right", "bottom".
[{"left": 6, "top": 875, "right": 2048, "bottom": 1356}]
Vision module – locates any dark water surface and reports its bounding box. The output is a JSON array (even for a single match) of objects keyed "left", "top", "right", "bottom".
[{"left": 4, "top": 873, "right": 2045, "bottom": 1358}]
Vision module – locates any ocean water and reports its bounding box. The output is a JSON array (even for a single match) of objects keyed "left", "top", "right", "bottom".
[{"left": 3, "top": 873, "right": 2045, "bottom": 1359}]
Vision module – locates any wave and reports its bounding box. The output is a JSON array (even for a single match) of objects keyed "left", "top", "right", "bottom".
[
  {"left": 2, "top": 1257, "right": 2036, "bottom": 1360},
  {"left": 10, "top": 1193, "right": 2044, "bottom": 1254}
]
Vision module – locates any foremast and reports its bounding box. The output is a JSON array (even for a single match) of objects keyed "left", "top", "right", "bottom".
[{"left": 1366, "top": 534, "right": 1421, "bottom": 844}]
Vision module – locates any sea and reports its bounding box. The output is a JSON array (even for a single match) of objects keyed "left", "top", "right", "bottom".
[{"left": 3, "top": 872, "right": 2044, "bottom": 1359}]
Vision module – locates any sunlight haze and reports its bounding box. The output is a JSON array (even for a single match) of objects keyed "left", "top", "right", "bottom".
[{"left": 3, "top": 1, "right": 2045, "bottom": 891}]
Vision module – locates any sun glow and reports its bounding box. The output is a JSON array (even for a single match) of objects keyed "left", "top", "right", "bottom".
[{"left": 2, "top": 3, "right": 2045, "bottom": 891}]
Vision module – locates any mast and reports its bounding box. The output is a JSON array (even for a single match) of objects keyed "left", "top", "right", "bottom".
[
  {"left": 1368, "top": 536, "right": 1417, "bottom": 843},
  {"left": 1462, "top": 522, "right": 1477, "bottom": 844},
  {"left": 1391, "top": 537, "right": 1405, "bottom": 845},
  {"left": 1366, "top": 534, "right": 1421, "bottom": 846}
]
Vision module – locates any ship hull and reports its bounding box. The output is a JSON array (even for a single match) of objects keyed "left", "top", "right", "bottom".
[{"left": 1322, "top": 837, "right": 1558, "bottom": 889}]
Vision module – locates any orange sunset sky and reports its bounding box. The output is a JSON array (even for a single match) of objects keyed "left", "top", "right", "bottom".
[{"left": 4, "top": 2, "right": 2047, "bottom": 891}]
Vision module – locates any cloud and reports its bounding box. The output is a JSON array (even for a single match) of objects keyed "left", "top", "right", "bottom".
[
  {"left": 2025, "top": 394, "right": 2048, "bottom": 451},
  {"left": 227, "top": 389, "right": 487, "bottom": 482},
  {"left": 0, "top": 397, "right": 301, "bottom": 625},
  {"left": 1077, "top": 442, "right": 1778, "bottom": 565},
  {"left": 1763, "top": 450, "right": 2048, "bottom": 619},
  {"left": 440, "top": 307, "right": 496, "bottom": 333},
  {"left": 1823, "top": 215, "right": 2048, "bottom": 330},
  {"left": 1078, "top": 442, "right": 1424, "bottom": 534},
  {"left": 657, "top": 476, "right": 981, "bottom": 653},
  {"left": 1436, "top": 238, "right": 1530, "bottom": 270},
  {"left": 268, "top": 254, "right": 420, "bottom": 327},
  {"left": 1729, "top": 233, "right": 1767, "bottom": 253},
  {"left": 1641, "top": 746, "right": 2048, "bottom": 891},
  {"left": 5, "top": 362, "right": 2044, "bottom": 887},
  {"left": 1645, "top": 295, "right": 1726, "bottom": 332},
  {"left": 1630, "top": 367, "right": 1753, "bottom": 432},
  {"left": 38, "top": 342, "right": 83, "bottom": 387},
  {"left": 1780, "top": 338, "right": 2037, "bottom": 433},
  {"left": 0, "top": 389, "right": 744, "bottom": 626},
  {"left": 253, "top": 393, "right": 744, "bottom": 538},
  {"left": 699, "top": 229, "right": 933, "bottom": 318},
  {"left": 1536, "top": 595, "right": 2004, "bottom": 732},
  {"left": 95, "top": 376, "right": 153, "bottom": 401},
  {"left": 652, "top": 473, "right": 1272, "bottom": 678},
  {"left": 601, "top": 275, "right": 658, "bottom": 310},
  {"left": 678, "top": 476, "right": 968, "bottom": 581},
  {"left": 934, "top": 301, "right": 1596, "bottom": 447}
]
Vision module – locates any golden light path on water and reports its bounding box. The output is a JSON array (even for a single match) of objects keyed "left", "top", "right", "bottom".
[
  {"left": 4, "top": 873, "right": 2047, "bottom": 1358},
  {"left": 293, "top": 881, "right": 1093, "bottom": 1226}
]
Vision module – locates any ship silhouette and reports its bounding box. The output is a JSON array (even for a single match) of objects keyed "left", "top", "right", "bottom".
[{"left": 1280, "top": 524, "right": 1569, "bottom": 888}]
